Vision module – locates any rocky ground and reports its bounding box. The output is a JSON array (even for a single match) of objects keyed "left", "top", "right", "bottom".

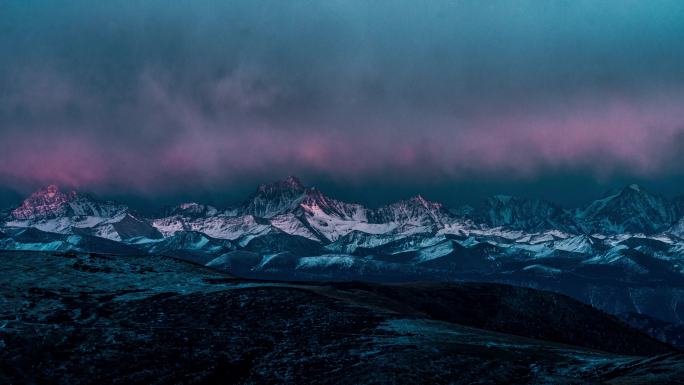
[{"left": 1, "top": 250, "right": 684, "bottom": 384}]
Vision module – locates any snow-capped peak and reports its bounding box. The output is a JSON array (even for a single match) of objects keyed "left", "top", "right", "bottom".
[
  {"left": 256, "top": 175, "right": 305, "bottom": 194},
  {"left": 2, "top": 185, "right": 162, "bottom": 241},
  {"left": 242, "top": 176, "right": 309, "bottom": 218},
  {"left": 173, "top": 203, "right": 219, "bottom": 217},
  {"left": 9, "top": 184, "right": 130, "bottom": 223},
  {"left": 469, "top": 194, "right": 579, "bottom": 233},
  {"left": 44, "top": 184, "right": 61, "bottom": 198},
  {"left": 370, "top": 195, "right": 449, "bottom": 230},
  {"left": 578, "top": 184, "right": 676, "bottom": 234},
  {"left": 11, "top": 184, "right": 78, "bottom": 220},
  {"left": 404, "top": 195, "right": 442, "bottom": 209},
  {"left": 408, "top": 194, "right": 439, "bottom": 209}
]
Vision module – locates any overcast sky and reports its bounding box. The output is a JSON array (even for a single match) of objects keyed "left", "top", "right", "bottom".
[{"left": 1, "top": 1, "right": 684, "bottom": 209}]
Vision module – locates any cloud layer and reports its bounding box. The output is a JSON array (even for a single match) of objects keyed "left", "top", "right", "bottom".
[{"left": 1, "top": 0, "right": 684, "bottom": 198}]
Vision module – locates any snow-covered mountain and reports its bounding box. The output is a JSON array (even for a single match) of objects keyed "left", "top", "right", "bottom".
[
  {"left": 133, "top": 230, "right": 236, "bottom": 264},
  {"left": 237, "top": 176, "right": 377, "bottom": 242},
  {"left": 369, "top": 195, "right": 452, "bottom": 233},
  {"left": 455, "top": 184, "right": 681, "bottom": 236},
  {"left": 10, "top": 184, "right": 125, "bottom": 222},
  {"left": 167, "top": 202, "right": 221, "bottom": 218},
  {"left": 577, "top": 184, "right": 677, "bottom": 234},
  {"left": 150, "top": 177, "right": 464, "bottom": 244},
  {"left": 0, "top": 227, "right": 142, "bottom": 255},
  {"left": 152, "top": 212, "right": 275, "bottom": 245},
  {"left": 239, "top": 176, "right": 308, "bottom": 218},
  {"left": 6, "top": 179, "right": 684, "bottom": 278},
  {"left": 7, "top": 179, "right": 684, "bottom": 249},
  {"left": 6, "top": 178, "right": 684, "bottom": 324},
  {"left": 467, "top": 195, "right": 579, "bottom": 233},
  {"left": 3, "top": 185, "right": 161, "bottom": 241}
]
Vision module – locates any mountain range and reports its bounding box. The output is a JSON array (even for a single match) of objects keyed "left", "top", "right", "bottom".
[
  {"left": 5, "top": 177, "right": 684, "bottom": 331},
  {"left": 5, "top": 177, "right": 684, "bottom": 242}
]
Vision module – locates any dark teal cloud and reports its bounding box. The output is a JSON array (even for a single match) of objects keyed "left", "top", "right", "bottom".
[{"left": 1, "top": 0, "right": 684, "bottom": 207}]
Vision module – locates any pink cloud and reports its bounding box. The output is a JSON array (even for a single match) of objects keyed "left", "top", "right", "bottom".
[{"left": 2, "top": 69, "right": 684, "bottom": 194}]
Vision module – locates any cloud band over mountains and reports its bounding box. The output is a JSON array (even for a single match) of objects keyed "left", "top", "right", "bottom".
[{"left": 2, "top": 1, "right": 684, "bottom": 194}]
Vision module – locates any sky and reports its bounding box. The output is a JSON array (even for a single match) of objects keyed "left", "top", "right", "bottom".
[{"left": 1, "top": 1, "right": 684, "bottom": 210}]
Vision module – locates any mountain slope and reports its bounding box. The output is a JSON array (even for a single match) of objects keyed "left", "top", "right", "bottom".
[
  {"left": 0, "top": 227, "right": 143, "bottom": 255},
  {"left": 578, "top": 184, "right": 677, "bottom": 234},
  {"left": 469, "top": 195, "right": 579, "bottom": 232},
  {"left": 9, "top": 185, "right": 125, "bottom": 221},
  {"left": 150, "top": 177, "right": 464, "bottom": 244},
  {"left": 134, "top": 230, "right": 237, "bottom": 264},
  {"left": 239, "top": 175, "right": 308, "bottom": 218},
  {"left": 2, "top": 250, "right": 681, "bottom": 385},
  {"left": 5, "top": 185, "right": 161, "bottom": 241},
  {"left": 9, "top": 179, "right": 684, "bottom": 344}
]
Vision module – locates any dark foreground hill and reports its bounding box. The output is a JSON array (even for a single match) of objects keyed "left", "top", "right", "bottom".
[{"left": 1, "top": 250, "right": 683, "bottom": 385}]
